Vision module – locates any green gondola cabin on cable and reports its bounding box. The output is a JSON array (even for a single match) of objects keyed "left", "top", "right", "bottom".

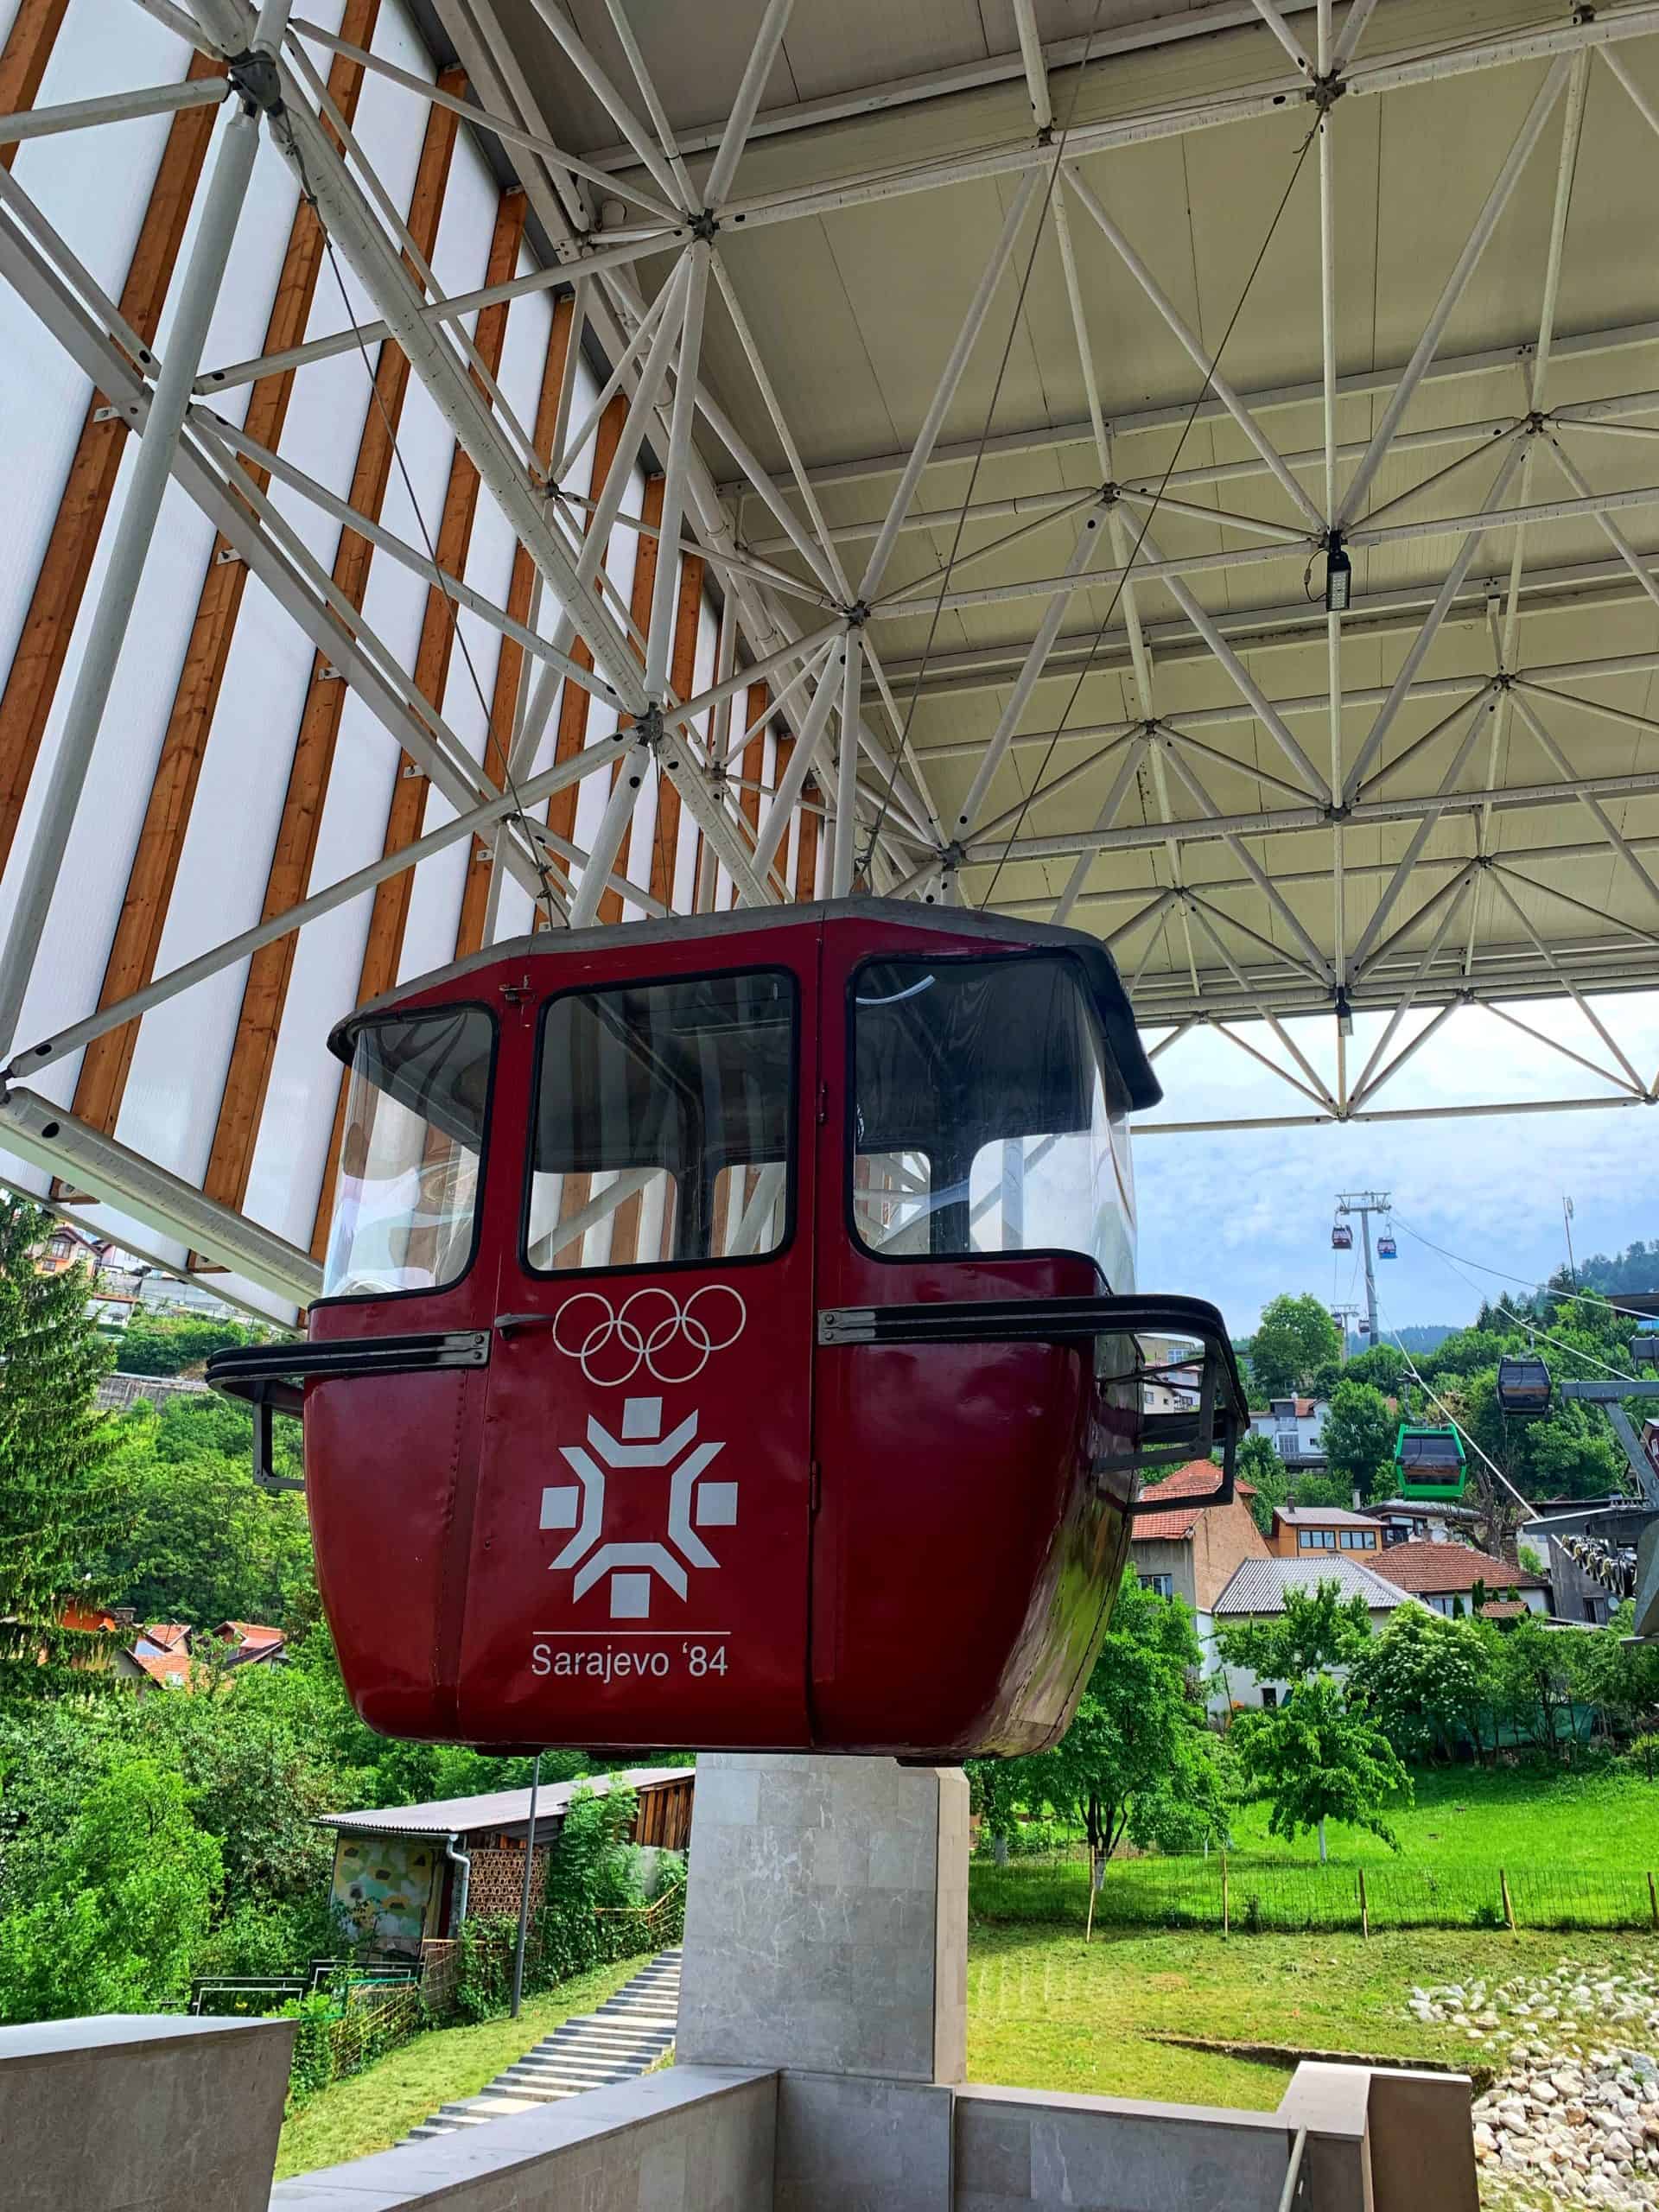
[{"left": 1394, "top": 1422, "right": 1467, "bottom": 1500}]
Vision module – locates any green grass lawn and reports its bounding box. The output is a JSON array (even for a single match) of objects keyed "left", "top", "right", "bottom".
[
  {"left": 274, "top": 1957, "right": 642, "bottom": 2179},
  {"left": 972, "top": 1763, "right": 1659, "bottom": 1934},
  {"left": 1226, "top": 1761, "right": 1655, "bottom": 1868},
  {"left": 966, "top": 1923, "right": 1655, "bottom": 2108}
]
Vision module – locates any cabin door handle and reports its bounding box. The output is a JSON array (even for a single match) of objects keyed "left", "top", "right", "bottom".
[{"left": 493, "top": 1312, "right": 557, "bottom": 1337}]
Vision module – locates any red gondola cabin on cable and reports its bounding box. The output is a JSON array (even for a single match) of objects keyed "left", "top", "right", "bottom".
[{"left": 210, "top": 902, "right": 1244, "bottom": 1760}]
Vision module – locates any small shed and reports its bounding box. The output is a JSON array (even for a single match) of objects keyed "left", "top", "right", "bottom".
[{"left": 318, "top": 1765, "right": 694, "bottom": 1955}]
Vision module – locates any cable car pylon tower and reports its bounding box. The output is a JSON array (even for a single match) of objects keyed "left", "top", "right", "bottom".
[{"left": 1334, "top": 1192, "right": 1392, "bottom": 1347}]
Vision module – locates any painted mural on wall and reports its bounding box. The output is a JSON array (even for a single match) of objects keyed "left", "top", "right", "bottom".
[{"left": 331, "top": 1834, "right": 437, "bottom": 1955}]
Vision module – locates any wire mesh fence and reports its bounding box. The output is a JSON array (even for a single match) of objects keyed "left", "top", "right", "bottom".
[{"left": 969, "top": 1852, "right": 1659, "bottom": 1935}]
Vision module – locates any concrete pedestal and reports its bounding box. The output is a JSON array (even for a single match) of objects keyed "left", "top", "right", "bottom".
[{"left": 677, "top": 1755, "right": 969, "bottom": 2086}]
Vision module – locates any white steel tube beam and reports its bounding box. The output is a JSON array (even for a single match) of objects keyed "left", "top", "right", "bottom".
[
  {"left": 550, "top": 276, "right": 674, "bottom": 488},
  {"left": 1062, "top": 165, "right": 1324, "bottom": 530},
  {"left": 647, "top": 242, "right": 711, "bottom": 699},
  {"left": 0, "top": 1085, "right": 321, "bottom": 1304},
  {"left": 1332, "top": 0, "right": 1381, "bottom": 67},
  {"left": 521, "top": 0, "right": 683, "bottom": 207},
  {"left": 285, "top": 17, "right": 677, "bottom": 214},
  {"left": 764, "top": 320, "right": 1659, "bottom": 499},
  {"left": 199, "top": 410, "right": 621, "bottom": 704},
  {"left": 832, "top": 631, "right": 864, "bottom": 896},
  {"left": 1051, "top": 739, "right": 1149, "bottom": 925},
  {"left": 576, "top": 259, "right": 690, "bottom": 591},
  {"left": 0, "top": 200, "right": 556, "bottom": 906},
  {"left": 1351, "top": 869, "right": 1478, "bottom": 1096},
  {"left": 190, "top": 0, "right": 653, "bottom": 719},
  {"left": 1339, "top": 59, "right": 1568, "bottom": 523},
  {"left": 1483, "top": 868, "right": 1650, "bottom": 1094},
  {"left": 704, "top": 0, "right": 796, "bottom": 207},
  {"left": 1249, "top": 0, "right": 1313, "bottom": 74},
  {"left": 953, "top": 511, "right": 1105, "bottom": 836},
  {"left": 1157, "top": 736, "right": 1333, "bottom": 981},
  {"left": 706, "top": 11, "right": 1658, "bottom": 241},
  {"left": 751, "top": 640, "right": 848, "bottom": 880},
  {"left": 1547, "top": 434, "right": 1659, "bottom": 615},
  {"left": 856, "top": 169, "right": 1042, "bottom": 601},
  {"left": 1011, "top": 0, "right": 1053, "bottom": 133},
  {"left": 7, "top": 734, "right": 633, "bottom": 1083},
  {"left": 1134, "top": 521, "right": 1327, "bottom": 795},
  {"left": 569, "top": 741, "right": 652, "bottom": 927},
  {"left": 0, "top": 13, "right": 285, "bottom": 1058},
  {"left": 1508, "top": 688, "right": 1659, "bottom": 914},
  {"left": 0, "top": 74, "right": 229, "bottom": 144},
  {"left": 1342, "top": 436, "right": 1527, "bottom": 798},
  {"left": 975, "top": 729, "right": 1140, "bottom": 840},
  {"left": 1350, "top": 996, "right": 1462, "bottom": 1109},
  {"left": 719, "top": 639, "right": 832, "bottom": 766},
  {"left": 709, "top": 255, "right": 852, "bottom": 601},
  {"left": 596, "top": 0, "right": 697, "bottom": 206},
  {"left": 198, "top": 229, "right": 673, "bottom": 397},
  {"left": 1484, "top": 999, "right": 1648, "bottom": 1096}
]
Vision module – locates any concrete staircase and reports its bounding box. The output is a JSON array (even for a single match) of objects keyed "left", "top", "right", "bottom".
[{"left": 404, "top": 1950, "right": 680, "bottom": 2141}]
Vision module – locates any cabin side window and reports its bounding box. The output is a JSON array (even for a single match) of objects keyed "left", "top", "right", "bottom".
[
  {"left": 524, "top": 969, "right": 795, "bottom": 1274},
  {"left": 850, "top": 954, "right": 1135, "bottom": 1285},
  {"left": 323, "top": 1006, "right": 494, "bottom": 1300}
]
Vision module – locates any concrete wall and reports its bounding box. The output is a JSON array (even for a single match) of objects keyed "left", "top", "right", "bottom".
[
  {"left": 0, "top": 2012, "right": 293, "bottom": 2212},
  {"left": 271, "top": 2066, "right": 777, "bottom": 2212},
  {"left": 957, "top": 2084, "right": 1295, "bottom": 2212},
  {"left": 678, "top": 1756, "right": 969, "bottom": 2085}
]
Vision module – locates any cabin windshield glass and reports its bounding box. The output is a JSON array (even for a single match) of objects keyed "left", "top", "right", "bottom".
[
  {"left": 851, "top": 953, "right": 1135, "bottom": 1284},
  {"left": 526, "top": 969, "right": 795, "bottom": 1272},
  {"left": 323, "top": 1005, "right": 494, "bottom": 1300},
  {"left": 1401, "top": 1432, "right": 1462, "bottom": 1470}
]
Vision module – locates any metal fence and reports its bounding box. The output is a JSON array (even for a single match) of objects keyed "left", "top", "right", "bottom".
[{"left": 969, "top": 1853, "right": 1659, "bottom": 1935}]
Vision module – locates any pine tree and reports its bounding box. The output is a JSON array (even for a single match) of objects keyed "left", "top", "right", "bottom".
[{"left": 0, "top": 1197, "right": 124, "bottom": 1694}]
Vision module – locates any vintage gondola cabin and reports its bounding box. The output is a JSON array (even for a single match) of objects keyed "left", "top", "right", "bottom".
[{"left": 210, "top": 902, "right": 1243, "bottom": 1760}]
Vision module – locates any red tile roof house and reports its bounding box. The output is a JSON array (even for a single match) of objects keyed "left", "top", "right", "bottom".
[
  {"left": 1368, "top": 1540, "right": 1551, "bottom": 1619},
  {"left": 1129, "top": 1462, "right": 1273, "bottom": 1715},
  {"left": 214, "top": 1622, "right": 288, "bottom": 1668}
]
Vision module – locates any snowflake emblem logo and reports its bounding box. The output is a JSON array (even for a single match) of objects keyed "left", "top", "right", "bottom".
[{"left": 538, "top": 1394, "right": 736, "bottom": 1620}]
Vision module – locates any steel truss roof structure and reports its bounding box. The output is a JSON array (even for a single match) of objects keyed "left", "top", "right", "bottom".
[{"left": 4, "top": 0, "right": 1659, "bottom": 1314}]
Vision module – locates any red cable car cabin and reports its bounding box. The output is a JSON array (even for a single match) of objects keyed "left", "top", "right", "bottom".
[{"left": 211, "top": 901, "right": 1243, "bottom": 1761}]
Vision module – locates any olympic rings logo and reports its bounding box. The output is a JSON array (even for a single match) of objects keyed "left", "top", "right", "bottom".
[{"left": 550, "top": 1286, "right": 747, "bottom": 1387}]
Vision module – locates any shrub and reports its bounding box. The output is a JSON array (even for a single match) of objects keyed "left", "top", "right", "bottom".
[
  {"left": 276, "top": 1990, "right": 337, "bottom": 2106},
  {"left": 454, "top": 1914, "right": 518, "bottom": 2024}
]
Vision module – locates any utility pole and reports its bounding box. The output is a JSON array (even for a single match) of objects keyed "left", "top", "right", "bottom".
[
  {"left": 510, "top": 1751, "right": 542, "bottom": 2020},
  {"left": 1336, "top": 1192, "right": 1392, "bottom": 1348},
  {"left": 1563, "top": 1194, "right": 1578, "bottom": 1287}
]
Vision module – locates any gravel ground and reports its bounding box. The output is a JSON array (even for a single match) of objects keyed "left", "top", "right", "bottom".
[{"left": 1405, "top": 1962, "right": 1659, "bottom": 2209}]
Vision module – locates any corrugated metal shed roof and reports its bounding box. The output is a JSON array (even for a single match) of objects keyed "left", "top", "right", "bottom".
[
  {"left": 317, "top": 1764, "right": 694, "bottom": 1838},
  {"left": 1214, "top": 1556, "right": 1412, "bottom": 1616}
]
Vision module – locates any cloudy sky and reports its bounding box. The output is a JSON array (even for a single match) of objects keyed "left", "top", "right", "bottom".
[{"left": 1132, "top": 993, "right": 1659, "bottom": 1338}]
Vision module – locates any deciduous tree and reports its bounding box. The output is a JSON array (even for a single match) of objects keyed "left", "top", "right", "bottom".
[
  {"left": 1229, "top": 1675, "right": 1411, "bottom": 1859},
  {"left": 1248, "top": 1295, "right": 1342, "bottom": 1399},
  {"left": 1320, "top": 1379, "right": 1397, "bottom": 1505},
  {"left": 1020, "top": 1578, "right": 1230, "bottom": 1889},
  {"left": 1348, "top": 1602, "right": 1496, "bottom": 1762}
]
